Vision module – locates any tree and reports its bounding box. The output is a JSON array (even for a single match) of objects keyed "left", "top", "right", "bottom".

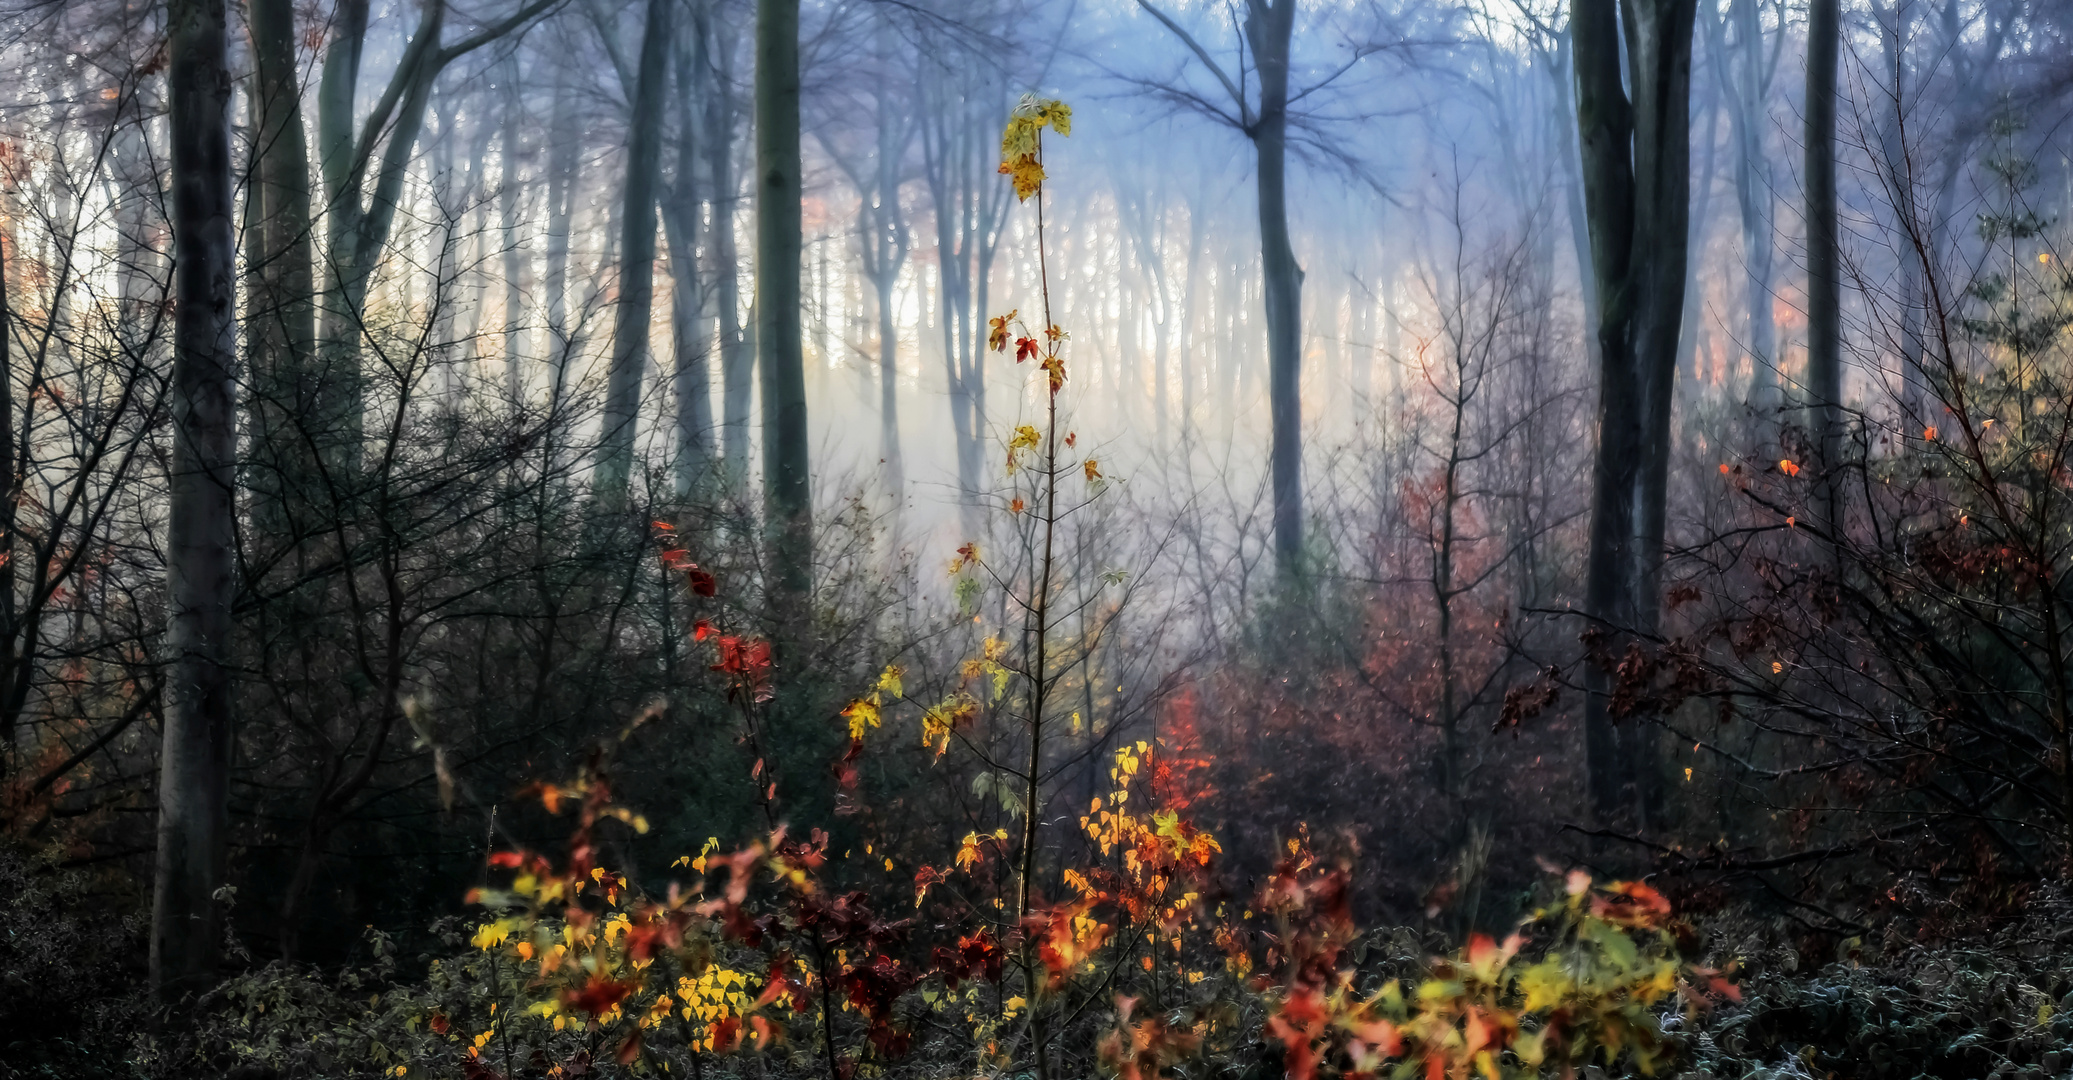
[
  {"left": 245, "top": 0, "right": 315, "bottom": 532},
  {"left": 757, "top": 0, "right": 810, "bottom": 596},
  {"left": 153, "top": 0, "right": 237, "bottom": 1003},
  {"left": 1570, "top": 0, "right": 1698, "bottom": 832},
  {"left": 698, "top": 2, "right": 753, "bottom": 480},
  {"left": 665, "top": 8, "right": 715, "bottom": 496},
  {"left": 819, "top": 25, "right": 914, "bottom": 497},
  {"left": 1804, "top": 0, "right": 1841, "bottom": 493},
  {"left": 314, "top": 0, "right": 561, "bottom": 466},
  {"left": 597, "top": 0, "right": 675, "bottom": 509},
  {"left": 1701, "top": 0, "right": 1783, "bottom": 409},
  {"left": 917, "top": 48, "right": 1014, "bottom": 538},
  {"left": 1136, "top": 0, "right": 1306, "bottom": 576}
]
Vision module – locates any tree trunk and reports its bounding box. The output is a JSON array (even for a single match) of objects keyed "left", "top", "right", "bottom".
[
  {"left": 757, "top": 0, "right": 810, "bottom": 593},
  {"left": 1710, "top": 0, "right": 1777, "bottom": 410},
  {"left": 1572, "top": 0, "right": 1696, "bottom": 835},
  {"left": 154, "top": 0, "right": 238, "bottom": 1004},
  {"left": 697, "top": 7, "right": 751, "bottom": 482},
  {"left": 1247, "top": 0, "right": 1304, "bottom": 578},
  {"left": 598, "top": 0, "right": 674, "bottom": 509},
  {"left": 502, "top": 57, "right": 526, "bottom": 405},
  {"left": 873, "top": 84, "right": 905, "bottom": 497},
  {"left": 668, "top": 17, "right": 714, "bottom": 496},
  {"left": 245, "top": 0, "right": 315, "bottom": 536},
  {"left": 1804, "top": 0, "right": 1842, "bottom": 481},
  {"left": 1875, "top": 3, "right": 1926, "bottom": 425}
]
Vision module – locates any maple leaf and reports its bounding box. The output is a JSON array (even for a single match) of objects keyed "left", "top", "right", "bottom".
[
  {"left": 1778, "top": 458, "right": 1801, "bottom": 477},
  {"left": 1041, "top": 355, "right": 1066, "bottom": 393},
  {"left": 842, "top": 698, "right": 881, "bottom": 741},
  {"left": 1007, "top": 424, "right": 1042, "bottom": 473},
  {"left": 1010, "top": 497, "right": 1026, "bottom": 514},
  {"left": 989, "top": 311, "right": 1016, "bottom": 352},
  {"left": 1000, "top": 155, "right": 1045, "bottom": 201},
  {"left": 1084, "top": 459, "right": 1102, "bottom": 483},
  {"left": 1015, "top": 336, "right": 1040, "bottom": 364}
]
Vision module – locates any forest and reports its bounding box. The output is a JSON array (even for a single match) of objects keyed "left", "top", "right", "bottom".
[{"left": 4, "top": 0, "right": 2073, "bottom": 1076}]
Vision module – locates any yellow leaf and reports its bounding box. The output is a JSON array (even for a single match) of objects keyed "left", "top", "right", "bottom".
[
  {"left": 1084, "top": 458, "right": 1101, "bottom": 483},
  {"left": 1007, "top": 425, "right": 1042, "bottom": 473},
  {"left": 877, "top": 664, "right": 904, "bottom": 699},
  {"left": 842, "top": 698, "right": 881, "bottom": 741}
]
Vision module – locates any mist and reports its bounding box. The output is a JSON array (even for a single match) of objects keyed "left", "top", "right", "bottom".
[{"left": 5, "top": 0, "right": 2073, "bottom": 1076}]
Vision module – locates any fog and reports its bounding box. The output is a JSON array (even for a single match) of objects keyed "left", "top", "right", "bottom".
[{"left": 6, "top": 0, "right": 2073, "bottom": 1066}]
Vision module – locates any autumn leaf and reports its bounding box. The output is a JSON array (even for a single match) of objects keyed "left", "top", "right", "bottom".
[
  {"left": 1000, "top": 96, "right": 1072, "bottom": 201},
  {"left": 1015, "top": 336, "right": 1040, "bottom": 364},
  {"left": 1084, "top": 459, "right": 1102, "bottom": 483},
  {"left": 1778, "top": 458, "right": 1801, "bottom": 477},
  {"left": 989, "top": 311, "right": 1016, "bottom": 352},
  {"left": 842, "top": 698, "right": 881, "bottom": 741},
  {"left": 1007, "top": 425, "right": 1042, "bottom": 473},
  {"left": 1010, "top": 497, "right": 1026, "bottom": 514},
  {"left": 1041, "top": 355, "right": 1066, "bottom": 393}
]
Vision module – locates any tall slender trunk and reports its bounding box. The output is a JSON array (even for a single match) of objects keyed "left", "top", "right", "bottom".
[
  {"left": 757, "top": 0, "right": 810, "bottom": 593},
  {"left": 875, "top": 277, "right": 902, "bottom": 494},
  {"left": 246, "top": 0, "right": 315, "bottom": 536},
  {"left": 1804, "top": 0, "right": 1842, "bottom": 483},
  {"left": 154, "top": 0, "right": 238, "bottom": 1003},
  {"left": 668, "top": 16, "right": 713, "bottom": 496},
  {"left": 1678, "top": 73, "right": 1719, "bottom": 382},
  {"left": 1573, "top": 0, "right": 1697, "bottom": 836},
  {"left": 1248, "top": 0, "right": 1303, "bottom": 577},
  {"left": 699, "top": 7, "right": 751, "bottom": 481},
  {"left": 1876, "top": 3, "right": 1925, "bottom": 424},
  {"left": 502, "top": 58, "right": 526, "bottom": 405},
  {"left": 545, "top": 68, "right": 575, "bottom": 370},
  {"left": 1710, "top": 0, "right": 1777, "bottom": 409},
  {"left": 598, "top": 0, "right": 674, "bottom": 508}
]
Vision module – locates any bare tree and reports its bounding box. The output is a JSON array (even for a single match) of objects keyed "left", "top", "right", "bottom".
[
  {"left": 1804, "top": 0, "right": 1841, "bottom": 494},
  {"left": 597, "top": 0, "right": 674, "bottom": 508},
  {"left": 759, "top": 0, "right": 810, "bottom": 596},
  {"left": 1571, "top": 0, "right": 1697, "bottom": 833},
  {"left": 153, "top": 0, "right": 236, "bottom": 1003}
]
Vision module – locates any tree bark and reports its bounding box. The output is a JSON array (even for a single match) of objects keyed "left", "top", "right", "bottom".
[
  {"left": 667, "top": 14, "right": 714, "bottom": 496},
  {"left": 1572, "top": 0, "right": 1696, "bottom": 834},
  {"left": 501, "top": 56, "right": 527, "bottom": 405},
  {"left": 598, "top": 0, "right": 674, "bottom": 509},
  {"left": 245, "top": 0, "right": 315, "bottom": 537},
  {"left": 1247, "top": 0, "right": 1305, "bottom": 578},
  {"left": 1707, "top": 0, "right": 1778, "bottom": 409},
  {"left": 154, "top": 0, "right": 238, "bottom": 1004},
  {"left": 1805, "top": 0, "right": 1842, "bottom": 477},
  {"left": 757, "top": 0, "right": 810, "bottom": 595},
  {"left": 698, "top": 6, "right": 752, "bottom": 482}
]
